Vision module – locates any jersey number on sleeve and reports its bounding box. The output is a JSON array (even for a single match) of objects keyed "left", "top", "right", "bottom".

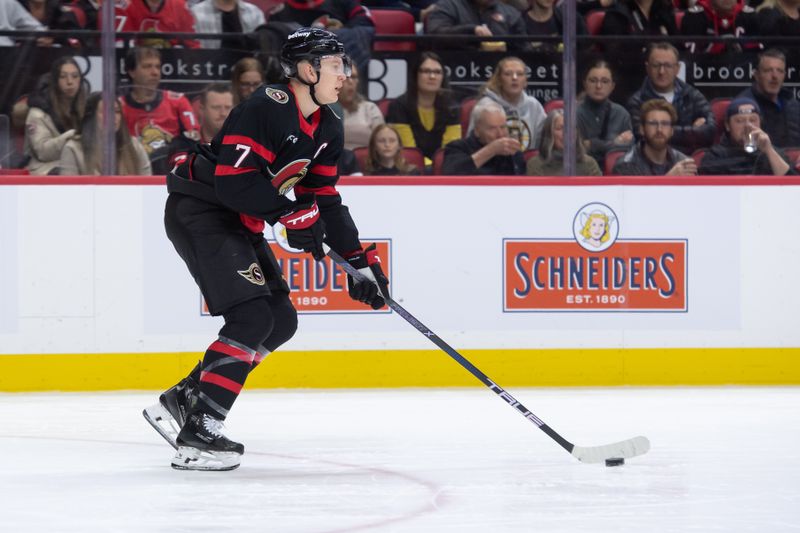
[{"left": 234, "top": 144, "right": 251, "bottom": 168}]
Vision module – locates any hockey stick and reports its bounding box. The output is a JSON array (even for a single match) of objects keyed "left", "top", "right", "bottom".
[{"left": 326, "top": 247, "right": 650, "bottom": 464}]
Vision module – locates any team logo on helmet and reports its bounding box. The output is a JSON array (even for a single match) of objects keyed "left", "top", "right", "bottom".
[
  {"left": 269, "top": 159, "right": 311, "bottom": 195},
  {"left": 265, "top": 87, "right": 289, "bottom": 104},
  {"left": 237, "top": 263, "right": 265, "bottom": 286}
]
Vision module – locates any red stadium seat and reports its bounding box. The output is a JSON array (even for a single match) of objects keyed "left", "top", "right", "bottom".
[
  {"left": 604, "top": 148, "right": 627, "bottom": 176},
  {"left": 544, "top": 99, "right": 564, "bottom": 115},
  {"left": 376, "top": 98, "right": 392, "bottom": 119},
  {"left": 784, "top": 147, "right": 800, "bottom": 170},
  {"left": 523, "top": 149, "right": 538, "bottom": 162},
  {"left": 371, "top": 9, "right": 416, "bottom": 52},
  {"left": 675, "top": 10, "right": 685, "bottom": 30},
  {"left": 460, "top": 97, "right": 478, "bottom": 138},
  {"left": 432, "top": 148, "right": 445, "bottom": 175},
  {"left": 710, "top": 97, "right": 731, "bottom": 144},
  {"left": 692, "top": 148, "right": 706, "bottom": 168},
  {"left": 585, "top": 10, "right": 606, "bottom": 36}
]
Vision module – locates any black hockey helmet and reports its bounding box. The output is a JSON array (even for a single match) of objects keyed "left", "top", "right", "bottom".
[{"left": 280, "top": 27, "right": 350, "bottom": 78}]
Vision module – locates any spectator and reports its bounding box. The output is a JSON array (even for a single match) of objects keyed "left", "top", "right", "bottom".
[
  {"left": 197, "top": 82, "right": 234, "bottom": 143},
  {"left": 600, "top": 0, "right": 677, "bottom": 36},
  {"left": 577, "top": 0, "right": 615, "bottom": 14},
  {"left": 524, "top": 0, "right": 588, "bottom": 53},
  {"left": 757, "top": 0, "right": 800, "bottom": 38},
  {"left": 426, "top": 0, "right": 531, "bottom": 52},
  {"left": 627, "top": 42, "right": 716, "bottom": 155},
  {"left": 699, "top": 97, "right": 796, "bottom": 175},
  {"left": 24, "top": 56, "right": 87, "bottom": 175},
  {"left": 577, "top": 59, "right": 634, "bottom": 168},
  {"left": 612, "top": 99, "right": 697, "bottom": 175},
  {"left": 736, "top": 49, "right": 800, "bottom": 148},
  {"left": 119, "top": 47, "right": 200, "bottom": 174},
  {"left": 387, "top": 52, "right": 461, "bottom": 165},
  {"left": 339, "top": 62, "right": 384, "bottom": 150},
  {"left": 191, "top": 0, "right": 265, "bottom": 49},
  {"left": 231, "top": 57, "right": 265, "bottom": 105},
  {"left": 681, "top": 0, "right": 761, "bottom": 54},
  {"left": 60, "top": 92, "right": 151, "bottom": 175},
  {"left": 467, "top": 56, "right": 546, "bottom": 151},
  {"left": 527, "top": 108, "right": 602, "bottom": 176},
  {"left": 362, "top": 124, "right": 420, "bottom": 175},
  {"left": 114, "top": 0, "right": 200, "bottom": 49},
  {"left": 268, "top": 0, "right": 375, "bottom": 79},
  {"left": 443, "top": 100, "right": 526, "bottom": 175},
  {"left": 0, "top": 0, "right": 45, "bottom": 47},
  {"left": 19, "top": 0, "right": 89, "bottom": 46}
]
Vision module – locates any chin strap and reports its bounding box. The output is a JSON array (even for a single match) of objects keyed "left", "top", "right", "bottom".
[{"left": 295, "top": 71, "right": 324, "bottom": 107}]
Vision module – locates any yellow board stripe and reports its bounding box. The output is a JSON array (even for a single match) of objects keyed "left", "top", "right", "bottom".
[{"left": 0, "top": 348, "right": 799, "bottom": 392}]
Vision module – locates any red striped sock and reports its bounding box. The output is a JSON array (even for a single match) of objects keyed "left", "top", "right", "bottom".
[{"left": 196, "top": 336, "right": 256, "bottom": 419}]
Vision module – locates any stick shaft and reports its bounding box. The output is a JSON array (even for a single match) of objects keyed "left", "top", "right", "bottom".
[{"left": 326, "top": 248, "right": 575, "bottom": 454}]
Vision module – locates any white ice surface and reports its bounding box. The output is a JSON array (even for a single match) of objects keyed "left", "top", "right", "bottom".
[{"left": 1, "top": 387, "right": 798, "bottom": 532}]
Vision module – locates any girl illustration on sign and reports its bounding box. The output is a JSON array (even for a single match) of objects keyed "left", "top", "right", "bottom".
[{"left": 580, "top": 210, "right": 612, "bottom": 249}]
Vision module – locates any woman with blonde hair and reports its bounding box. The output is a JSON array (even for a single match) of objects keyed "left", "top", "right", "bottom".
[
  {"left": 363, "top": 124, "right": 419, "bottom": 176},
  {"left": 468, "top": 56, "right": 545, "bottom": 151},
  {"left": 526, "top": 109, "right": 601, "bottom": 176},
  {"left": 60, "top": 92, "right": 151, "bottom": 175},
  {"left": 231, "top": 57, "right": 265, "bottom": 105},
  {"left": 24, "top": 55, "right": 88, "bottom": 175},
  {"left": 339, "top": 63, "right": 384, "bottom": 150}
]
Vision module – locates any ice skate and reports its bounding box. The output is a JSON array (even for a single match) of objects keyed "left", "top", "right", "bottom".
[
  {"left": 171, "top": 411, "right": 244, "bottom": 471},
  {"left": 143, "top": 374, "right": 198, "bottom": 449}
]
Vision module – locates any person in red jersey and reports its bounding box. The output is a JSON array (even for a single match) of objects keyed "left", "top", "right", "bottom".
[
  {"left": 142, "top": 28, "right": 389, "bottom": 471},
  {"left": 119, "top": 46, "right": 201, "bottom": 173},
  {"left": 113, "top": 0, "right": 200, "bottom": 48}
]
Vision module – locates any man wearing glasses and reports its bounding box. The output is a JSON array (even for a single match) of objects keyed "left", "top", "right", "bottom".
[
  {"left": 626, "top": 42, "right": 716, "bottom": 156},
  {"left": 612, "top": 99, "right": 696, "bottom": 176}
]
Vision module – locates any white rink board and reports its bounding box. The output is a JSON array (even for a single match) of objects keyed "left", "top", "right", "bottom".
[{"left": 0, "top": 182, "right": 798, "bottom": 354}]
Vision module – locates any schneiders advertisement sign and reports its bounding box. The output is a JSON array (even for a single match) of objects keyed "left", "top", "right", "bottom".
[
  {"left": 503, "top": 203, "right": 688, "bottom": 313},
  {"left": 201, "top": 228, "right": 392, "bottom": 315}
]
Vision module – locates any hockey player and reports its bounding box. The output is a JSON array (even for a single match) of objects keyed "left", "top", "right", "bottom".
[{"left": 143, "top": 28, "right": 389, "bottom": 471}]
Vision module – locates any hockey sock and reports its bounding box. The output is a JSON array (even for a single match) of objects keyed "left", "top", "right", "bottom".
[
  {"left": 195, "top": 336, "right": 257, "bottom": 420},
  {"left": 249, "top": 293, "right": 298, "bottom": 373}
]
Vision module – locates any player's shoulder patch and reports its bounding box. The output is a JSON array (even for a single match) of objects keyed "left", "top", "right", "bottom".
[{"left": 265, "top": 87, "right": 290, "bottom": 104}]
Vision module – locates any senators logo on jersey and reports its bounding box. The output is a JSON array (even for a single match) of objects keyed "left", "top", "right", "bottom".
[{"left": 269, "top": 159, "right": 311, "bottom": 195}]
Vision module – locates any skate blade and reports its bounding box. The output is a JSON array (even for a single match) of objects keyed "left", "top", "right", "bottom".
[
  {"left": 171, "top": 446, "right": 241, "bottom": 471},
  {"left": 142, "top": 404, "right": 179, "bottom": 450}
]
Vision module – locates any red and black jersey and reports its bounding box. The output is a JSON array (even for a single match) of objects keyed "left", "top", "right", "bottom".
[
  {"left": 680, "top": 0, "right": 761, "bottom": 54},
  {"left": 112, "top": 0, "right": 200, "bottom": 48},
  {"left": 172, "top": 83, "right": 361, "bottom": 255},
  {"left": 120, "top": 89, "right": 201, "bottom": 156}
]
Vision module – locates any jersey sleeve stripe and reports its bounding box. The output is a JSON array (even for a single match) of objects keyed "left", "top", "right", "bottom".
[
  {"left": 309, "top": 164, "right": 337, "bottom": 176},
  {"left": 295, "top": 185, "right": 339, "bottom": 196},
  {"left": 215, "top": 165, "right": 258, "bottom": 176},
  {"left": 222, "top": 134, "right": 276, "bottom": 163}
]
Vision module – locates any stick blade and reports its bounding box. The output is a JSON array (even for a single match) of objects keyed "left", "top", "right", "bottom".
[{"left": 571, "top": 435, "right": 650, "bottom": 464}]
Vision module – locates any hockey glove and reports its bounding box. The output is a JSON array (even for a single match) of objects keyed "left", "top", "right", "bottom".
[
  {"left": 278, "top": 194, "right": 326, "bottom": 260},
  {"left": 345, "top": 243, "right": 389, "bottom": 310}
]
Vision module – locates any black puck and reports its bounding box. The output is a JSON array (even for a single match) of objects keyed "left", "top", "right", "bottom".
[{"left": 605, "top": 458, "right": 625, "bottom": 467}]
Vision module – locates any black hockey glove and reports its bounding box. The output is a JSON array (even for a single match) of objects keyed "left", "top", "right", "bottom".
[
  {"left": 344, "top": 243, "right": 389, "bottom": 310},
  {"left": 278, "top": 194, "right": 326, "bottom": 261}
]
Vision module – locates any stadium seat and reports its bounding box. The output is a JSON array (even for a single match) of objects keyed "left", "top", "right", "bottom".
[
  {"left": 675, "top": 10, "right": 685, "bottom": 30},
  {"left": 376, "top": 98, "right": 392, "bottom": 119},
  {"left": 432, "top": 148, "right": 445, "bottom": 175},
  {"left": 784, "top": 147, "right": 800, "bottom": 170},
  {"left": 544, "top": 99, "right": 564, "bottom": 115},
  {"left": 460, "top": 97, "right": 478, "bottom": 138},
  {"left": 585, "top": 10, "right": 605, "bottom": 36},
  {"left": 604, "top": 148, "right": 627, "bottom": 176},
  {"left": 371, "top": 9, "right": 416, "bottom": 52},
  {"left": 692, "top": 148, "right": 706, "bottom": 168},
  {"left": 710, "top": 97, "right": 731, "bottom": 143},
  {"left": 523, "top": 149, "right": 538, "bottom": 162}
]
